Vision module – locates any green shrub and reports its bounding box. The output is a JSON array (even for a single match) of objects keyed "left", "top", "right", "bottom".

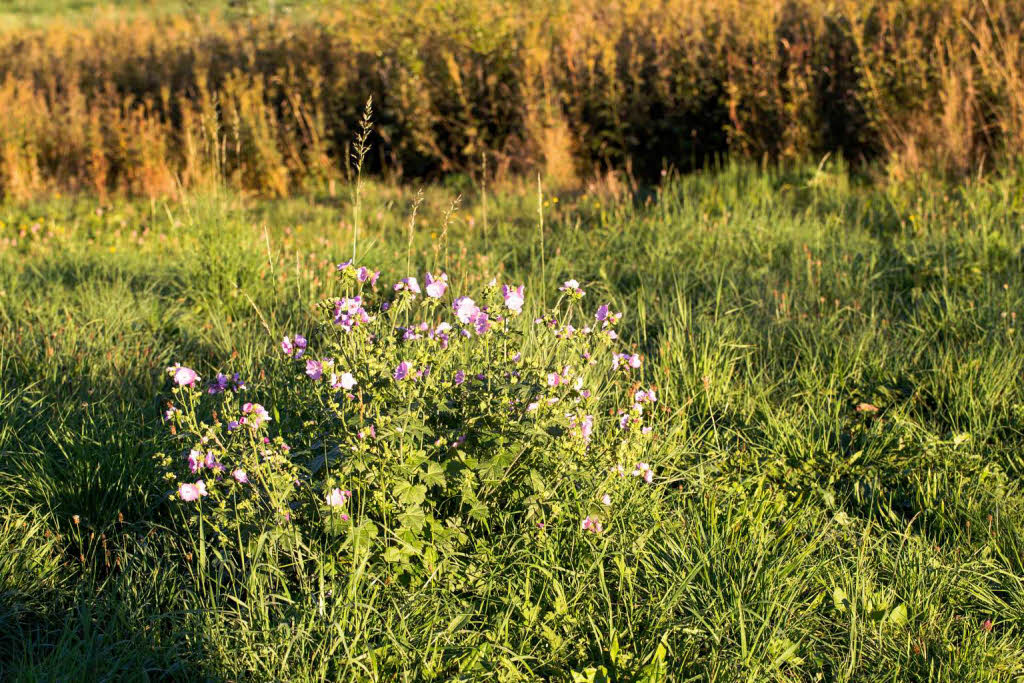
[{"left": 157, "top": 263, "right": 664, "bottom": 581}]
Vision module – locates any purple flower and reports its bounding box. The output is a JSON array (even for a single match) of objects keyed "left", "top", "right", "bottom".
[
  {"left": 425, "top": 271, "right": 448, "bottom": 298},
  {"left": 306, "top": 359, "right": 324, "bottom": 381},
  {"left": 471, "top": 310, "right": 491, "bottom": 335},
  {"left": 166, "top": 364, "right": 200, "bottom": 387},
  {"left": 207, "top": 373, "right": 230, "bottom": 394},
  {"left": 357, "top": 266, "right": 380, "bottom": 285},
  {"left": 429, "top": 322, "right": 452, "bottom": 349},
  {"left": 394, "top": 277, "right": 421, "bottom": 295},
  {"left": 393, "top": 361, "right": 412, "bottom": 381},
  {"left": 453, "top": 296, "right": 479, "bottom": 324},
  {"left": 334, "top": 297, "right": 371, "bottom": 331},
  {"left": 454, "top": 369, "right": 466, "bottom": 386},
  {"left": 595, "top": 304, "right": 609, "bottom": 322},
  {"left": 227, "top": 420, "right": 240, "bottom": 432},
  {"left": 502, "top": 284, "right": 525, "bottom": 313},
  {"left": 187, "top": 449, "right": 203, "bottom": 473},
  {"left": 282, "top": 335, "right": 308, "bottom": 358}
]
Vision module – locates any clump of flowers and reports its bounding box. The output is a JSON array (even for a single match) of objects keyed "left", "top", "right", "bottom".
[{"left": 156, "top": 264, "right": 665, "bottom": 572}]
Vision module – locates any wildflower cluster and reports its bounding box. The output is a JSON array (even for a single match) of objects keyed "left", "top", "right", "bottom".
[{"left": 157, "top": 265, "right": 667, "bottom": 570}]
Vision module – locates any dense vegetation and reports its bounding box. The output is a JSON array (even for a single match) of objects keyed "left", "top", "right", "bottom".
[
  {"left": 2, "top": 163, "right": 1024, "bottom": 679},
  {"left": 1, "top": 0, "right": 1024, "bottom": 198}
]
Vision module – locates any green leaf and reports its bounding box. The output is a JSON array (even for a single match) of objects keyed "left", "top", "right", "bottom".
[
  {"left": 351, "top": 520, "right": 378, "bottom": 551},
  {"left": 476, "top": 448, "right": 515, "bottom": 483},
  {"left": 529, "top": 468, "right": 546, "bottom": 493},
  {"left": 420, "top": 461, "right": 447, "bottom": 487},
  {"left": 393, "top": 480, "right": 427, "bottom": 506},
  {"left": 397, "top": 506, "right": 428, "bottom": 532},
  {"left": 467, "top": 500, "right": 489, "bottom": 522}
]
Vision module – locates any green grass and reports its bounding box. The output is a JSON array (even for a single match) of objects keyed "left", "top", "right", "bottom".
[{"left": 2, "top": 163, "right": 1024, "bottom": 680}]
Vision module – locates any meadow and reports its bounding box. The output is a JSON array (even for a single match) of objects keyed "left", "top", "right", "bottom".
[{"left": 1, "top": 160, "right": 1024, "bottom": 680}]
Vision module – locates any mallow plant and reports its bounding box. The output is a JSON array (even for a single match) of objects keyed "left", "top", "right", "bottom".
[{"left": 157, "top": 261, "right": 664, "bottom": 582}]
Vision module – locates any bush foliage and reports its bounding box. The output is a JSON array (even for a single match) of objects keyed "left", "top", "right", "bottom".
[{"left": 1, "top": 0, "right": 1024, "bottom": 198}]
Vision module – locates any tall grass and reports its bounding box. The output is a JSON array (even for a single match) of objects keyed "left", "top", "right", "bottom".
[{"left": 0, "top": 0, "right": 1023, "bottom": 199}]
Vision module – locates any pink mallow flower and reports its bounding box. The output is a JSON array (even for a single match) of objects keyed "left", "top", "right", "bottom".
[
  {"left": 453, "top": 296, "right": 479, "bottom": 324},
  {"left": 178, "top": 480, "right": 208, "bottom": 502},
  {"left": 581, "top": 516, "right": 603, "bottom": 534},
  {"left": 358, "top": 266, "right": 380, "bottom": 285},
  {"left": 612, "top": 353, "right": 642, "bottom": 370},
  {"left": 635, "top": 387, "right": 657, "bottom": 404},
  {"left": 232, "top": 469, "right": 249, "bottom": 484},
  {"left": 333, "top": 297, "right": 371, "bottom": 331},
  {"left": 187, "top": 449, "right": 204, "bottom": 473},
  {"left": 326, "top": 488, "right": 351, "bottom": 507},
  {"left": 425, "top": 271, "right": 448, "bottom": 298},
  {"left": 633, "top": 462, "right": 654, "bottom": 483},
  {"left": 166, "top": 364, "right": 200, "bottom": 387},
  {"left": 579, "top": 414, "right": 595, "bottom": 443},
  {"left": 471, "top": 310, "right": 491, "bottom": 335},
  {"left": 502, "top": 284, "right": 525, "bottom": 313},
  {"left": 306, "top": 359, "right": 324, "bottom": 381},
  {"left": 281, "top": 334, "right": 307, "bottom": 358},
  {"left": 241, "top": 403, "right": 271, "bottom": 429},
  {"left": 560, "top": 279, "right": 585, "bottom": 297},
  {"left": 394, "top": 277, "right": 421, "bottom": 295}
]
